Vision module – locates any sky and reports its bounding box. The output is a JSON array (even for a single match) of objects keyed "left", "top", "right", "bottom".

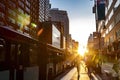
[{"left": 50, "top": 0, "right": 96, "bottom": 46}]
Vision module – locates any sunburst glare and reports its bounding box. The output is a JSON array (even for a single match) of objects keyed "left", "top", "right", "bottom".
[{"left": 78, "top": 45, "right": 87, "bottom": 56}]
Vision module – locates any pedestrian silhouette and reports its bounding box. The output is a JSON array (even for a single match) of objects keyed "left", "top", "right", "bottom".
[{"left": 74, "top": 56, "right": 81, "bottom": 80}]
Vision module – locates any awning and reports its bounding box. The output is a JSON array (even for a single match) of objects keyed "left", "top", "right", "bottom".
[{"left": 0, "top": 25, "right": 38, "bottom": 44}]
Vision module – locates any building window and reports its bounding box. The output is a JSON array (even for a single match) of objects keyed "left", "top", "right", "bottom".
[
  {"left": 8, "top": 17, "right": 15, "bottom": 24},
  {"left": 109, "top": 21, "right": 114, "bottom": 31},
  {"left": 18, "top": 8, "right": 24, "bottom": 14},
  {"left": 0, "top": 2, "right": 5, "bottom": 11},
  {"left": 109, "top": 36, "right": 114, "bottom": 43},
  {"left": 105, "top": 18, "right": 109, "bottom": 25},
  {"left": 8, "top": 0, "right": 16, "bottom": 8},
  {"left": 108, "top": 0, "right": 113, "bottom": 9},
  {"left": 52, "top": 24, "right": 60, "bottom": 48},
  {"left": 115, "top": 12, "right": 120, "bottom": 24},
  {"left": 116, "top": 29, "right": 120, "bottom": 39},
  {"left": 114, "top": 0, "right": 120, "bottom": 8},
  {"left": 17, "top": 15, "right": 23, "bottom": 23},
  {"left": 29, "top": 44, "right": 38, "bottom": 66},
  {"left": 8, "top": 8, "right": 16, "bottom": 17},
  {"left": 106, "top": 39, "right": 109, "bottom": 46},
  {"left": 17, "top": 21, "right": 22, "bottom": 28},
  {"left": 26, "top": 0, "right": 30, "bottom": 7},
  {"left": 18, "top": 0, "right": 24, "bottom": 8},
  {"left": 108, "top": 9, "right": 113, "bottom": 20},
  {"left": 102, "top": 33, "right": 105, "bottom": 37},
  {"left": 25, "top": 6, "right": 30, "bottom": 13},
  {"left": 106, "top": 28, "right": 109, "bottom": 35},
  {"left": 0, "top": 21, "right": 4, "bottom": 25},
  {"left": 0, "top": 12, "right": 4, "bottom": 18}
]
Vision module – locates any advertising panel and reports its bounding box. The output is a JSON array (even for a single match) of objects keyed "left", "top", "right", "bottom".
[{"left": 52, "top": 24, "right": 60, "bottom": 48}]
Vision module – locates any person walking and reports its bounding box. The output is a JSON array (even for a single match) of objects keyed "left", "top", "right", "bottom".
[{"left": 75, "top": 56, "right": 81, "bottom": 80}]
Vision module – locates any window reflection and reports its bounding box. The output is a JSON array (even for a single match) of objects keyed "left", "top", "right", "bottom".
[{"left": 52, "top": 24, "right": 60, "bottom": 48}]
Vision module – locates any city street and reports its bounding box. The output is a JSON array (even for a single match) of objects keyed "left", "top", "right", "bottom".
[
  {"left": 1, "top": 1, "right": 120, "bottom": 80},
  {"left": 59, "top": 61, "right": 115, "bottom": 80},
  {"left": 78, "top": 62, "right": 90, "bottom": 80},
  {"left": 57, "top": 61, "right": 115, "bottom": 80},
  {"left": 59, "top": 61, "right": 91, "bottom": 80},
  {"left": 70, "top": 61, "right": 90, "bottom": 80}
]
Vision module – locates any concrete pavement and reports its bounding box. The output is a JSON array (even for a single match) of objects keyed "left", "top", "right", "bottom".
[
  {"left": 61, "top": 61, "right": 90, "bottom": 80},
  {"left": 60, "top": 67, "right": 77, "bottom": 80},
  {"left": 79, "top": 62, "right": 90, "bottom": 80},
  {"left": 55, "top": 61, "right": 109, "bottom": 80}
]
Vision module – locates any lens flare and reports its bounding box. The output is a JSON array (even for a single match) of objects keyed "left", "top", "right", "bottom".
[{"left": 78, "top": 46, "right": 87, "bottom": 56}]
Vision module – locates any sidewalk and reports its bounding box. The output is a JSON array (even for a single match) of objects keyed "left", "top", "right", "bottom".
[
  {"left": 79, "top": 61, "right": 90, "bottom": 80},
  {"left": 61, "top": 61, "right": 90, "bottom": 80},
  {"left": 54, "top": 67, "right": 76, "bottom": 80},
  {"left": 61, "top": 67, "right": 77, "bottom": 80},
  {"left": 55, "top": 61, "right": 103, "bottom": 80}
]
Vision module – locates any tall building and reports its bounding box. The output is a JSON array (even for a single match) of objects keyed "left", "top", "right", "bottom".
[
  {"left": 0, "top": 0, "right": 50, "bottom": 38},
  {"left": 68, "top": 34, "right": 73, "bottom": 54},
  {"left": 30, "top": 0, "right": 50, "bottom": 37},
  {"left": 0, "top": 0, "right": 66, "bottom": 80},
  {"left": 49, "top": 8, "right": 69, "bottom": 51},
  {"left": 72, "top": 40, "right": 79, "bottom": 54},
  {"left": 87, "top": 34, "right": 94, "bottom": 49},
  {"left": 94, "top": 0, "right": 120, "bottom": 57},
  {"left": 30, "top": 0, "right": 39, "bottom": 24},
  {"left": 39, "top": 0, "right": 50, "bottom": 22},
  {"left": 49, "top": 8, "right": 69, "bottom": 37},
  {"left": 0, "top": 0, "right": 31, "bottom": 32}
]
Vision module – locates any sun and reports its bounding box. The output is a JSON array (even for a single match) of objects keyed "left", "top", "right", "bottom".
[{"left": 78, "top": 46, "right": 86, "bottom": 56}]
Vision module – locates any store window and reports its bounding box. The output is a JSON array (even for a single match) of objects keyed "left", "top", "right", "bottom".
[
  {"left": 0, "top": 38, "right": 5, "bottom": 63},
  {"left": 17, "top": 44, "right": 30, "bottom": 67},
  {"left": 0, "top": 38, "right": 10, "bottom": 71},
  {"left": 29, "top": 44, "right": 38, "bottom": 66}
]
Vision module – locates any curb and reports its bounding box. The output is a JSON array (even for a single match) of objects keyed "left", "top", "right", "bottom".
[{"left": 54, "top": 67, "right": 76, "bottom": 80}]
